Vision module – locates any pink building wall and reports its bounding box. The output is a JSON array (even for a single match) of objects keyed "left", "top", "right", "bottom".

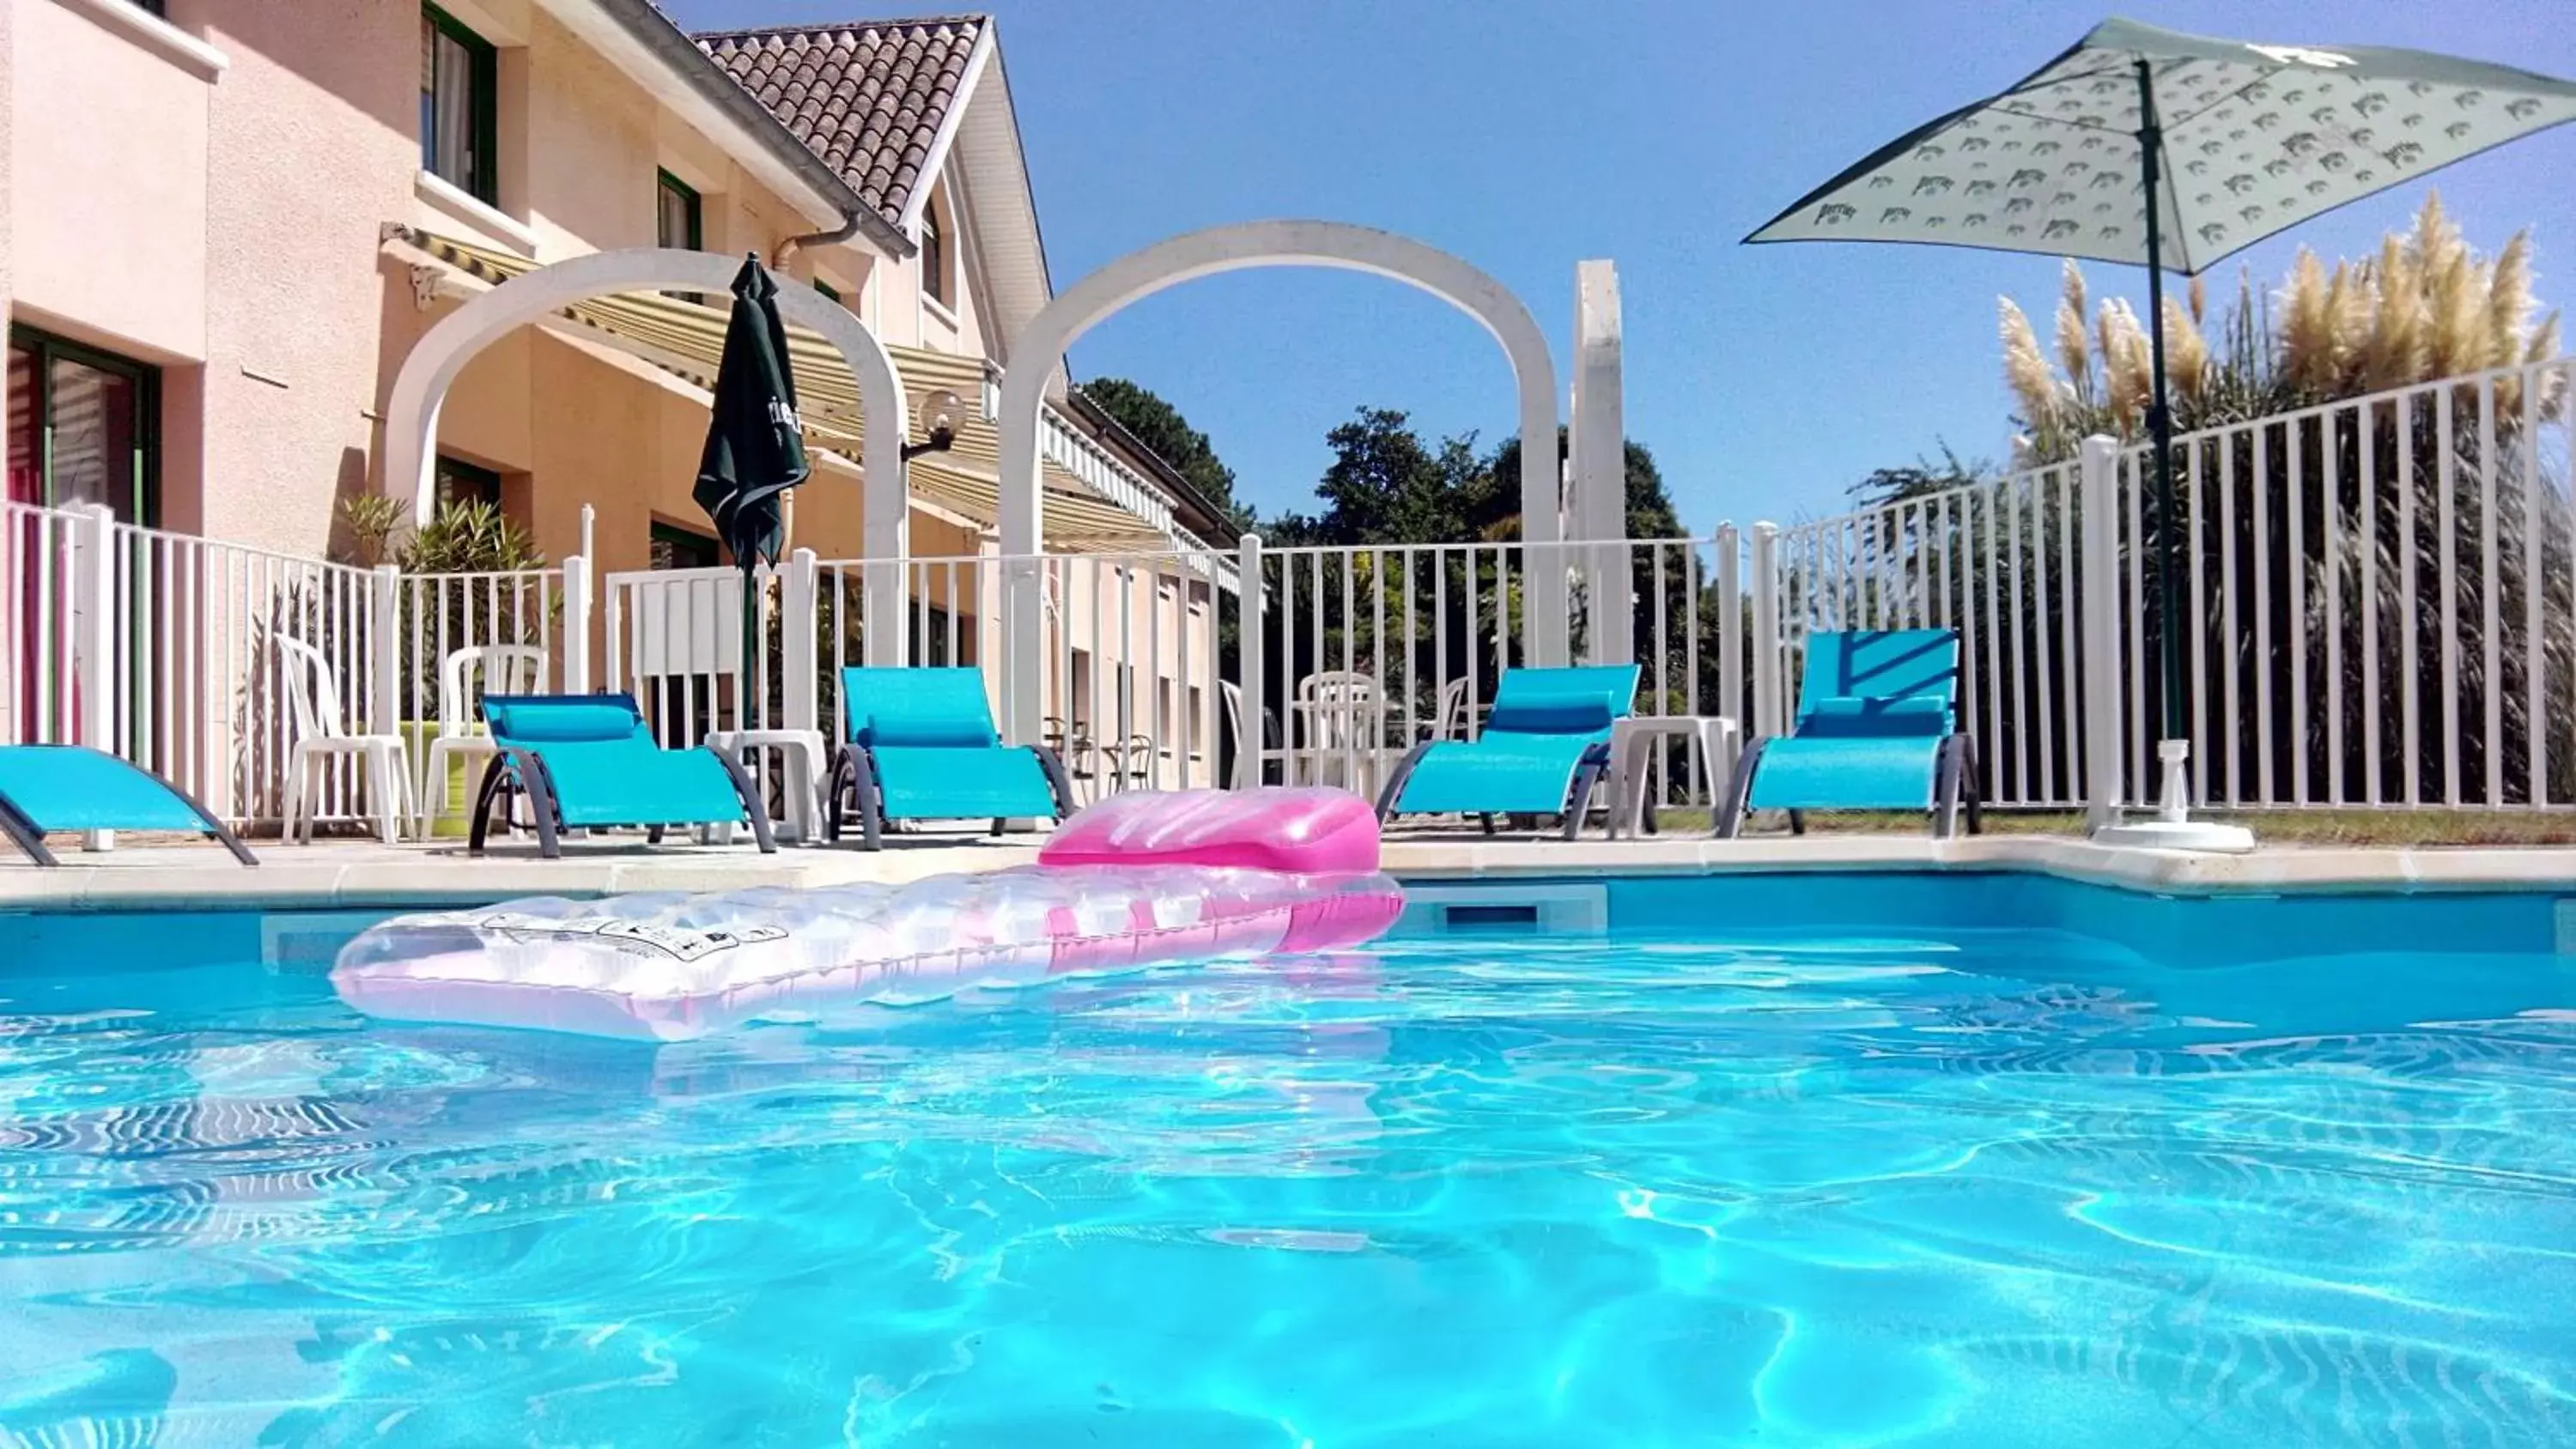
[
  {"left": 191, "top": 0, "right": 417, "bottom": 555},
  {"left": 2, "top": 0, "right": 14, "bottom": 443}
]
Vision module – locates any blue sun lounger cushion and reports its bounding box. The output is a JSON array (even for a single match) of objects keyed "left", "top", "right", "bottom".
[
  {"left": 1376, "top": 664, "right": 1640, "bottom": 838},
  {"left": 470, "top": 694, "right": 773, "bottom": 858},
  {"left": 1716, "top": 628, "right": 1981, "bottom": 838},
  {"left": 826, "top": 667, "right": 1072, "bottom": 849},
  {"left": 0, "top": 745, "right": 257, "bottom": 865}
]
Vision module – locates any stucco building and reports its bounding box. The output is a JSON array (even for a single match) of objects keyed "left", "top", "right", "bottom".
[
  {"left": 4, "top": 0, "right": 1228, "bottom": 567},
  {"left": 5, "top": 0, "right": 1236, "bottom": 802}
]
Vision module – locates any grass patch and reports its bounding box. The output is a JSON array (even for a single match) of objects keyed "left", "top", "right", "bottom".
[{"left": 1636, "top": 807, "right": 2576, "bottom": 847}]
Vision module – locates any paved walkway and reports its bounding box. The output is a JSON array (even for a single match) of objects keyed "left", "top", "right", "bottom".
[{"left": 6, "top": 826, "right": 2573, "bottom": 912}]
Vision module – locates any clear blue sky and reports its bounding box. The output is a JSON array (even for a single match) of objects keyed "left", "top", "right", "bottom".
[{"left": 665, "top": 0, "right": 2576, "bottom": 533}]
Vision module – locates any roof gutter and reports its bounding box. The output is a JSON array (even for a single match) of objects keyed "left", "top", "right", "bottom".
[{"left": 557, "top": 0, "right": 911, "bottom": 259}]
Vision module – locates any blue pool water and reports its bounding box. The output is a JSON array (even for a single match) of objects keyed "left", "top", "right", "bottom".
[{"left": 3, "top": 878, "right": 2573, "bottom": 1446}]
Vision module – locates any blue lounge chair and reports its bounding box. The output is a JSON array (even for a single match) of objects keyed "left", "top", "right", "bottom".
[
  {"left": 825, "top": 667, "right": 1074, "bottom": 850},
  {"left": 0, "top": 745, "right": 256, "bottom": 865},
  {"left": 1375, "top": 664, "right": 1641, "bottom": 838},
  {"left": 1716, "top": 627, "right": 1981, "bottom": 839},
  {"left": 466, "top": 694, "right": 775, "bottom": 858}
]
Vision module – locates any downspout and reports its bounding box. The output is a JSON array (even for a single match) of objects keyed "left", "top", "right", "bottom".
[
  {"left": 770, "top": 210, "right": 866, "bottom": 270},
  {"left": 769, "top": 204, "right": 867, "bottom": 552}
]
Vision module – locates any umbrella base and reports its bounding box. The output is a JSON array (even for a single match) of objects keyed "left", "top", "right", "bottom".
[
  {"left": 2093, "top": 817, "right": 2257, "bottom": 854},
  {"left": 2091, "top": 737, "right": 2256, "bottom": 853}
]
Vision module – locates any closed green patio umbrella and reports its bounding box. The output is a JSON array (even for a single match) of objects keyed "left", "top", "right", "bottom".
[
  {"left": 1747, "top": 15, "right": 2576, "bottom": 828},
  {"left": 694, "top": 254, "right": 811, "bottom": 726}
]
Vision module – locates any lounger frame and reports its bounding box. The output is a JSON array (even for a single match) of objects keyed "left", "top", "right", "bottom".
[
  {"left": 466, "top": 744, "right": 776, "bottom": 859},
  {"left": 823, "top": 743, "right": 1076, "bottom": 851},
  {"left": 1373, "top": 738, "right": 1613, "bottom": 841}
]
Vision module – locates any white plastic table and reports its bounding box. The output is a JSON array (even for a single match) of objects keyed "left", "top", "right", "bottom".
[
  {"left": 705, "top": 727, "right": 830, "bottom": 844},
  {"left": 1607, "top": 716, "right": 1741, "bottom": 840}
]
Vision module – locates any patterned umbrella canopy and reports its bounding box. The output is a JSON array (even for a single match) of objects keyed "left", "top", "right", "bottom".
[
  {"left": 1747, "top": 15, "right": 2576, "bottom": 757},
  {"left": 1747, "top": 16, "right": 2576, "bottom": 272}
]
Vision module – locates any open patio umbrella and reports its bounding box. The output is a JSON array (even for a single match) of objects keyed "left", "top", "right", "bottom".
[
  {"left": 1747, "top": 15, "right": 2576, "bottom": 820},
  {"left": 693, "top": 254, "right": 811, "bottom": 723}
]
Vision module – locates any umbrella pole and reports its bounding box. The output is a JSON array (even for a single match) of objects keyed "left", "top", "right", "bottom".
[
  {"left": 2100, "top": 60, "right": 2250, "bottom": 850},
  {"left": 2135, "top": 58, "right": 2185, "bottom": 752},
  {"left": 740, "top": 564, "right": 758, "bottom": 733}
]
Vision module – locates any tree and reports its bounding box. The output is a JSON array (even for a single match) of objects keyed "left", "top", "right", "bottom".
[
  {"left": 1276, "top": 407, "right": 1498, "bottom": 546},
  {"left": 1075, "top": 377, "right": 1254, "bottom": 534},
  {"left": 1848, "top": 441, "right": 1991, "bottom": 510},
  {"left": 1255, "top": 411, "right": 1714, "bottom": 737},
  {"left": 1488, "top": 433, "right": 1686, "bottom": 543}
]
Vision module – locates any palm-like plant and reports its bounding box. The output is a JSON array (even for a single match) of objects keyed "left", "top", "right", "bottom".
[{"left": 1992, "top": 193, "right": 2573, "bottom": 804}]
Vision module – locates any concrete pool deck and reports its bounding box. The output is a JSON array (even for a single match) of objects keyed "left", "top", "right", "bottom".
[{"left": 4, "top": 828, "right": 2573, "bottom": 913}]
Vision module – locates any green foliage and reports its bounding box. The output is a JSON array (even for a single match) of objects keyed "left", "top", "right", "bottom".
[
  {"left": 396, "top": 498, "right": 548, "bottom": 575},
  {"left": 1077, "top": 377, "right": 1255, "bottom": 535},
  {"left": 1847, "top": 440, "right": 1993, "bottom": 510},
  {"left": 386, "top": 500, "right": 552, "bottom": 722},
  {"left": 336, "top": 494, "right": 406, "bottom": 568},
  {"left": 1253, "top": 409, "right": 1710, "bottom": 736},
  {"left": 1268, "top": 408, "right": 1508, "bottom": 546}
]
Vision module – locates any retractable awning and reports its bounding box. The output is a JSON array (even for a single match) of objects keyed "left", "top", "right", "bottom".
[{"left": 384, "top": 226, "right": 1174, "bottom": 552}]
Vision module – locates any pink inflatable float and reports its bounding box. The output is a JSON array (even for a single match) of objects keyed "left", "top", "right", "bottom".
[{"left": 331, "top": 787, "right": 1402, "bottom": 1040}]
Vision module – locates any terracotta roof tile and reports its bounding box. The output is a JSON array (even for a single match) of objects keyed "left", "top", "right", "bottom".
[{"left": 695, "top": 15, "right": 986, "bottom": 230}]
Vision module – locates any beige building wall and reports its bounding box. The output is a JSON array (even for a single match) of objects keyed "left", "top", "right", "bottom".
[
  {"left": 193, "top": 0, "right": 418, "bottom": 554},
  {"left": 377, "top": 0, "right": 929, "bottom": 578},
  {"left": 6, "top": 1, "right": 1217, "bottom": 758}
]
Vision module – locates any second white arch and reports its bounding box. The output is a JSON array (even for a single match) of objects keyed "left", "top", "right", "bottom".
[{"left": 994, "top": 219, "right": 1565, "bottom": 745}]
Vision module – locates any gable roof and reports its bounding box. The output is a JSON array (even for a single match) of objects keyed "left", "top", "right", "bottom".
[{"left": 695, "top": 15, "right": 987, "bottom": 234}]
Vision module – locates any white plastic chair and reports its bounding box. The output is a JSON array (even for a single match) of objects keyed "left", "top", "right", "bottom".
[
  {"left": 1293, "top": 670, "right": 1379, "bottom": 788},
  {"left": 273, "top": 634, "right": 410, "bottom": 843},
  {"left": 420, "top": 644, "right": 546, "bottom": 835},
  {"left": 1218, "top": 680, "right": 1285, "bottom": 790},
  {"left": 1427, "top": 676, "right": 1475, "bottom": 741}
]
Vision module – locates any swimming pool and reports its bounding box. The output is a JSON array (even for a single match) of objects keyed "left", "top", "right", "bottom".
[{"left": 3, "top": 874, "right": 2571, "bottom": 1445}]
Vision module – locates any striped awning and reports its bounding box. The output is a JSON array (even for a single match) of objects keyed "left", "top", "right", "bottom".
[{"left": 385, "top": 225, "right": 1170, "bottom": 551}]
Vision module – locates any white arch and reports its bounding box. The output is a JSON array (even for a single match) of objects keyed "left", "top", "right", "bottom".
[
  {"left": 994, "top": 220, "right": 1564, "bottom": 744},
  {"left": 381, "top": 248, "right": 913, "bottom": 661}
]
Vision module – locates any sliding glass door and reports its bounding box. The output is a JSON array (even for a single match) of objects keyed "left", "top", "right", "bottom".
[{"left": 5, "top": 326, "right": 159, "bottom": 524}]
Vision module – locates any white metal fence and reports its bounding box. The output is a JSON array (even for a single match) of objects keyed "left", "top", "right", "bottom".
[
  {"left": 3, "top": 500, "right": 568, "bottom": 831},
  {"left": 805, "top": 549, "right": 1238, "bottom": 799},
  {"left": 1246, "top": 537, "right": 1739, "bottom": 809},
  {"left": 1750, "top": 355, "right": 2574, "bottom": 812},
  {"left": 6, "top": 355, "right": 2565, "bottom": 835}
]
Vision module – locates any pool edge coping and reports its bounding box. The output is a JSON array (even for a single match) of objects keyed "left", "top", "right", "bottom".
[{"left": 3, "top": 834, "right": 2571, "bottom": 914}]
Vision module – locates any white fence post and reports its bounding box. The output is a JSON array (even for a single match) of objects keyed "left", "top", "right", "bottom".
[
  {"left": 1715, "top": 523, "right": 1741, "bottom": 727},
  {"left": 560, "top": 554, "right": 592, "bottom": 694},
  {"left": 782, "top": 548, "right": 818, "bottom": 733},
  {"left": 1749, "top": 521, "right": 1781, "bottom": 737},
  {"left": 863, "top": 555, "right": 904, "bottom": 669},
  {"left": 71, "top": 505, "right": 118, "bottom": 850},
  {"left": 71, "top": 504, "right": 117, "bottom": 754},
  {"left": 369, "top": 564, "right": 401, "bottom": 731},
  {"left": 1237, "top": 532, "right": 1265, "bottom": 789},
  {"left": 2080, "top": 435, "right": 2124, "bottom": 831}
]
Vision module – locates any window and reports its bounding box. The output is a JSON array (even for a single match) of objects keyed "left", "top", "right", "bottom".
[
  {"left": 434, "top": 456, "right": 502, "bottom": 512},
  {"left": 649, "top": 522, "right": 719, "bottom": 571},
  {"left": 914, "top": 604, "right": 951, "bottom": 665},
  {"left": 656, "top": 170, "right": 702, "bottom": 251},
  {"left": 421, "top": 5, "right": 497, "bottom": 203},
  {"left": 920, "top": 196, "right": 949, "bottom": 309},
  {"left": 6, "top": 326, "right": 158, "bottom": 525}
]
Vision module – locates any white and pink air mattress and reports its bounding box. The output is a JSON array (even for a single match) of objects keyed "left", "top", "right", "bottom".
[{"left": 331, "top": 788, "right": 1402, "bottom": 1040}]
